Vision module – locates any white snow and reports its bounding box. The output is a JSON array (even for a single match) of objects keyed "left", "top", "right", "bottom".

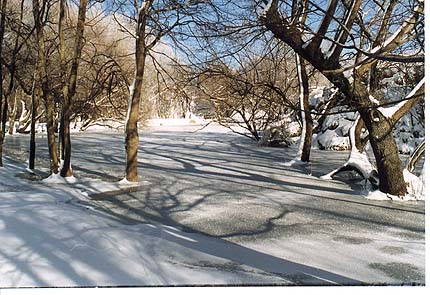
[
  {"left": 0, "top": 160, "right": 285, "bottom": 287},
  {"left": 317, "top": 129, "right": 350, "bottom": 151},
  {"left": 379, "top": 78, "right": 424, "bottom": 119},
  {"left": 42, "top": 173, "right": 78, "bottom": 184},
  {"left": 364, "top": 169, "right": 424, "bottom": 201},
  {"left": 403, "top": 169, "right": 424, "bottom": 200},
  {"left": 365, "top": 190, "right": 416, "bottom": 201},
  {"left": 0, "top": 121, "right": 424, "bottom": 288}
]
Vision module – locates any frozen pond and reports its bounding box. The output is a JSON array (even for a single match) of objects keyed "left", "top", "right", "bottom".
[{"left": 2, "top": 124, "right": 425, "bottom": 285}]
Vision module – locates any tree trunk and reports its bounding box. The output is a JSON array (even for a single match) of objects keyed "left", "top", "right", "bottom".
[
  {"left": 8, "top": 88, "right": 17, "bottom": 135},
  {"left": 58, "top": 0, "right": 66, "bottom": 161},
  {"left": 33, "top": 0, "right": 59, "bottom": 174},
  {"left": 295, "top": 54, "right": 312, "bottom": 162},
  {"left": 124, "top": 3, "right": 150, "bottom": 182},
  {"left": 60, "top": 0, "right": 88, "bottom": 177},
  {"left": 58, "top": 109, "right": 65, "bottom": 160},
  {"left": 0, "top": 0, "right": 7, "bottom": 167},
  {"left": 44, "top": 93, "right": 59, "bottom": 173},
  {"left": 125, "top": 50, "right": 146, "bottom": 182},
  {"left": 29, "top": 78, "right": 38, "bottom": 170},
  {"left": 360, "top": 108, "right": 406, "bottom": 195}
]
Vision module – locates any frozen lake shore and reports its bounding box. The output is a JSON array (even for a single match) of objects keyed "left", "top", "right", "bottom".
[{"left": 0, "top": 122, "right": 425, "bottom": 287}]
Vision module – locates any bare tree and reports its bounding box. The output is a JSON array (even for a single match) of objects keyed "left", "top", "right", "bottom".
[
  {"left": 261, "top": 0, "right": 424, "bottom": 196},
  {"left": 32, "top": 0, "right": 60, "bottom": 174},
  {"left": 116, "top": 0, "right": 207, "bottom": 181},
  {"left": 59, "top": 0, "right": 89, "bottom": 177}
]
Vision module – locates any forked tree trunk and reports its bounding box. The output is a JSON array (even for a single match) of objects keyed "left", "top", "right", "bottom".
[
  {"left": 323, "top": 80, "right": 424, "bottom": 194},
  {"left": 295, "top": 54, "right": 312, "bottom": 162}
]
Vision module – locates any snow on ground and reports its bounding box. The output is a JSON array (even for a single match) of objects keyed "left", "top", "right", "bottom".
[
  {"left": 0, "top": 159, "right": 289, "bottom": 287},
  {"left": 0, "top": 120, "right": 425, "bottom": 288}
]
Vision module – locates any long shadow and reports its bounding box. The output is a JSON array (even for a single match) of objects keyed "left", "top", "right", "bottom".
[
  {"left": 3, "top": 130, "right": 424, "bottom": 286},
  {"left": 81, "top": 191, "right": 363, "bottom": 286}
]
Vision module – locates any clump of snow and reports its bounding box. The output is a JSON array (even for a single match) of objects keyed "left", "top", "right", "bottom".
[
  {"left": 364, "top": 168, "right": 424, "bottom": 201},
  {"left": 347, "top": 150, "right": 375, "bottom": 179},
  {"left": 316, "top": 129, "right": 350, "bottom": 151},
  {"left": 118, "top": 177, "right": 136, "bottom": 185},
  {"left": 117, "top": 178, "right": 150, "bottom": 186},
  {"left": 365, "top": 190, "right": 416, "bottom": 201},
  {"left": 320, "top": 148, "right": 376, "bottom": 182},
  {"left": 403, "top": 169, "right": 424, "bottom": 200},
  {"left": 283, "top": 159, "right": 309, "bottom": 167},
  {"left": 42, "top": 173, "right": 78, "bottom": 184}
]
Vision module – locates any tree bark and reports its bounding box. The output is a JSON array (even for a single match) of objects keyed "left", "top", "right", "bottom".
[
  {"left": 125, "top": 45, "right": 146, "bottom": 182},
  {"left": 359, "top": 108, "right": 406, "bottom": 195}
]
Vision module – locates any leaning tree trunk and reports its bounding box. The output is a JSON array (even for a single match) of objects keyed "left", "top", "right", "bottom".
[
  {"left": 360, "top": 108, "right": 406, "bottom": 195},
  {"left": 322, "top": 79, "right": 424, "bottom": 195},
  {"left": 295, "top": 54, "right": 312, "bottom": 162},
  {"left": 406, "top": 140, "right": 424, "bottom": 174}
]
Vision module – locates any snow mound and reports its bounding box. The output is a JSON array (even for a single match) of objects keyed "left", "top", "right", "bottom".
[
  {"left": 316, "top": 129, "right": 350, "bottom": 150},
  {"left": 42, "top": 173, "right": 78, "bottom": 184},
  {"left": 283, "top": 159, "right": 309, "bottom": 167},
  {"left": 365, "top": 190, "right": 417, "bottom": 201},
  {"left": 403, "top": 169, "right": 424, "bottom": 200}
]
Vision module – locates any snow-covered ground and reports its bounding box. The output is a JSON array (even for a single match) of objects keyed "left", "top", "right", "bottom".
[{"left": 0, "top": 121, "right": 425, "bottom": 288}]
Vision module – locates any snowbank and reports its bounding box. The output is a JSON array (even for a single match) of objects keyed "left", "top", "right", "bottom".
[{"left": 0, "top": 160, "right": 286, "bottom": 287}]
